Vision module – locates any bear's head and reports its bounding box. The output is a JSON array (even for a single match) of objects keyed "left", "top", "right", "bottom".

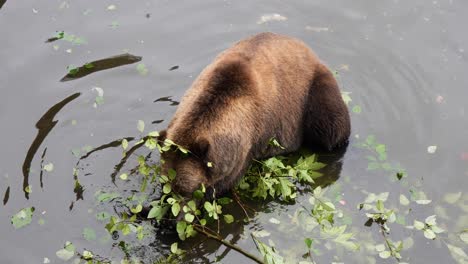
[{"left": 160, "top": 135, "right": 211, "bottom": 197}]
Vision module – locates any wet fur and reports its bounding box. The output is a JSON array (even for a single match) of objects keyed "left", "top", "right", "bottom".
[{"left": 161, "top": 32, "right": 350, "bottom": 196}]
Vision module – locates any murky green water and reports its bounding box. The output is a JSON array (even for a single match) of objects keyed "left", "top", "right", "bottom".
[{"left": 1, "top": 0, "right": 467, "bottom": 263}]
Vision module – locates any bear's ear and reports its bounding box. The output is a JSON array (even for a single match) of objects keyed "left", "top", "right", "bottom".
[{"left": 158, "top": 130, "right": 167, "bottom": 142}]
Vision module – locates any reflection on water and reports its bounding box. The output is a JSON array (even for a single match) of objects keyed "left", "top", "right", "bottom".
[
  {"left": 0, "top": 0, "right": 6, "bottom": 9},
  {"left": 74, "top": 136, "right": 136, "bottom": 184},
  {"left": 21, "top": 92, "right": 80, "bottom": 199},
  {"left": 154, "top": 96, "right": 180, "bottom": 106},
  {"left": 3, "top": 186, "right": 9, "bottom": 205},
  {"left": 60, "top": 53, "right": 142, "bottom": 82}
]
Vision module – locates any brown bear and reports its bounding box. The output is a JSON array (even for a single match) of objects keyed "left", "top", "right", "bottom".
[{"left": 160, "top": 32, "right": 350, "bottom": 196}]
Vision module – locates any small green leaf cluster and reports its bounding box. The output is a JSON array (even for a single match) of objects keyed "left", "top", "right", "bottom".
[
  {"left": 50, "top": 31, "right": 87, "bottom": 45},
  {"left": 308, "top": 187, "right": 359, "bottom": 251},
  {"left": 252, "top": 235, "right": 285, "bottom": 264},
  {"left": 356, "top": 135, "right": 406, "bottom": 179},
  {"left": 56, "top": 241, "right": 104, "bottom": 263},
  {"left": 238, "top": 154, "right": 325, "bottom": 200},
  {"left": 359, "top": 192, "right": 396, "bottom": 225},
  {"left": 11, "top": 207, "right": 35, "bottom": 229},
  {"left": 409, "top": 215, "right": 444, "bottom": 240}
]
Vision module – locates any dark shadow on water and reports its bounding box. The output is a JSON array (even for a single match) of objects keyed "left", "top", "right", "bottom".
[
  {"left": 60, "top": 53, "right": 142, "bottom": 82},
  {"left": 74, "top": 136, "right": 144, "bottom": 185},
  {"left": 154, "top": 96, "right": 179, "bottom": 106},
  {"left": 22, "top": 92, "right": 81, "bottom": 199},
  {"left": 3, "top": 186, "right": 10, "bottom": 205},
  {"left": 151, "top": 119, "right": 164, "bottom": 124},
  {"left": 39, "top": 147, "right": 47, "bottom": 189}
]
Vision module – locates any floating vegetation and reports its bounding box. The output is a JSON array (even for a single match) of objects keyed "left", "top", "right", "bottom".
[
  {"left": 136, "top": 63, "right": 149, "bottom": 76},
  {"left": 60, "top": 53, "right": 142, "bottom": 82},
  {"left": 45, "top": 31, "right": 87, "bottom": 45},
  {"left": 11, "top": 207, "right": 34, "bottom": 229},
  {"left": 257, "top": 13, "right": 287, "bottom": 24}
]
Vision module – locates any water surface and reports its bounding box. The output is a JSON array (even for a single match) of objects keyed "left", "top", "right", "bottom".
[{"left": 1, "top": 0, "right": 467, "bottom": 263}]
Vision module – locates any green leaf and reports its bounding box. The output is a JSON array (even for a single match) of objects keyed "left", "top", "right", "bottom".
[
  {"left": 184, "top": 213, "right": 195, "bottom": 223},
  {"left": 56, "top": 241, "right": 75, "bottom": 261},
  {"left": 252, "top": 235, "right": 285, "bottom": 264},
  {"left": 11, "top": 207, "right": 35, "bottom": 229},
  {"left": 460, "top": 231, "right": 468, "bottom": 244},
  {"left": 137, "top": 120, "right": 145, "bottom": 133},
  {"left": 304, "top": 238, "right": 313, "bottom": 249},
  {"left": 147, "top": 205, "right": 168, "bottom": 220},
  {"left": 396, "top": 172, "right": 404, "bottom": 180},
  {"left": 403, "top": 237, "right": 414, "bottom": 250},
  {"left": 168, "top": 169, "right": 177, "bottom": 180},
  {"left": 176, "top": 221, "right": 187, "bottom": 240},
  {"left": 145, "top": 138, "right": 157, "bottom": 150},
  {"left": 443, "top": 192, "right": 462, "bottom": 204},
  {"left": 379, "top": 251, "right": 391, "bottom": 259},
  {"left": 375, "top": 144, "right": 387, "bottom": 160},
  {"left": 136, "top": 63, "right": 149, "bottom": 75},
  {"left": 367, "top": 162, "right": 380, "bottom": 170},
  {"left": 269, "top": 218, "right": 280, "bottom": 224},
  {"left": 130, "top": 204, "right": 143, "bottom": 214},
  {"left": 217, "top": 197, "right": 232, "bottom": 205},
  {"left": 224, "top": 214, "right": 234, "bottom": 224},
  {"left": 432, "top": 225, "right": 444, "bottom": 234},
  {"left": 424, "top": 229, "right": 436, "bottom": 239},
  {"left": 341, "top": 92, "right": 352, "bottom": 105},
  {"left": 352, "top": 105, "right": 362, "bottom": 113},
  {"left": 119, "top": 173, "right": 128, "bottom": 180},
  {"left": 376, "top": 200, "right": 384, "bottom": 211},
  {"left": 399, "top": 194, "right": 410, "bottom": 206},
  {"left": 170, "top": 242, "right": 178, "bottom": 254},
  {"left": 96, "top": 192, "right": 120, "bottom": 202},
  {"left": 375, "top": 244, "right": 386, "bottom": 252},
  {"left": 148, "top": 131, "right": 159, "bottom": 137},
  {"left": 83, "top": 227, "right": 96, "bottom": 241},
  {"left": 163, "top": 183, "right": 171, "bottom": 194},
  {"left": 122, "top": 224, "right": 131, "bottom": 235},
  {"left": 269, "top": 138, "right": 286, "bottom": 149},
  {"left": 413, "top": 220, "right": 425, "bottom": 230},
  {"left": 204, "top": 201, "right": 214, "bottom": 212},
  {"left": 425, "top": 215, "right": 437, "bottom": 226},
  {"left": 172, "top": 203, "right": 180, "bottom": 216},
  {"left": 447, "top": 243, "right": 468, "bottom": 260},
  {"left": 96, "top": 211, "right": 111, "bottom": 221},
  {"left": 82, "top": 250, "right": 93, "bottom": 260},
  {"left": 43, "top": 163, "right": 54, "bottom": 172},
  {"left": 415, "top": 199, "right": 432, "bottom": 205}
]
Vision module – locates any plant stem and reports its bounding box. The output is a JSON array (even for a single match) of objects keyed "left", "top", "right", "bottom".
[
  {"left": 193, "top": 226, "right": 263, "bottom": 264},
  {"left": 378, "top": 223, "right": 401, "bottom": 263},
  {"left": 233, "top": 190, "right": 251, "bottom": 220}
]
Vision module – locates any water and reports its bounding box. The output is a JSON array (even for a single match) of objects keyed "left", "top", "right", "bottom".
[{"left": 1, "top": 0, "right": 467, "bottom": 263}]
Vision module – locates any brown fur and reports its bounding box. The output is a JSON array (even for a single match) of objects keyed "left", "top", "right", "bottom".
[{"left": 160, "top": 32, "right": 350, "bottom": 196}]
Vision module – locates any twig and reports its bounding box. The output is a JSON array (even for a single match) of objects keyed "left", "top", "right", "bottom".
[
  {"left": 193, "top": 226, "right": 263, "bottom": 264},
  {"left": 307, "top": 248, "right": 316, "bottom": 264},
  {"left": 378, "top": 223, "right": 401, "bottom": 263},
  {"left": 233, "top": 191, "right": 251, "bottom": 220}
]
